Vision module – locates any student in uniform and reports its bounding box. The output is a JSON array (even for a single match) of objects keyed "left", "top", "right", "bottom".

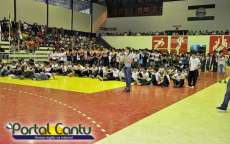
[
  {"left": 206, "top": 53, "right": 211, "bottom": 71},
  {"left": 119, "top": 69, "right": 125, "bottom": 81},
  {"left": 217, "top": 51, "right": 226, "bottom": 75},
  {"left": 149, "top": 68, "right": 158, "bottom": 86},
  {"left": 172, "top": 70, "right": 185, "bottom": 88},
  {"left": 136, "top": 68, "right": 152, "bottom": 86},
  {"left": 81, "top": 64, "right": 89, "bottom": 77},
  {"left": 132, "top": 68, "right": 139, "bottom": 84},
  {"left": 200, "top": 54, "right": 206, "bottom": 72},
  {"left": 155, "top": 68, "right": 170, "bottom": 87},
  {"left": 112, "top": 68, "right": 120, "bottom": 80},
  {"left": 74, "top": 64, "right": 83, "bottom": 77},
  {"left": 0, "top": 63, "right": 11, "bottom": 76},
  {"left": 98, "top": 66, "right": 109, "bottom": 81},
  {"left": 23, "top": 64, "right": 35, "bottom": 79}
]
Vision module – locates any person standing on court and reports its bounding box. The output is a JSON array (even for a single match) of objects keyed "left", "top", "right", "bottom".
[
  {"left": 123, "top": 47, "right": 133, "bottom": 92},
  {"left": 217, "top": 51, "right": 226, "bottom": 75},
  {"left": 188, "top": 53, "right": 201, "bottom": 88},
  {"left": 217, "top": 79, "right": 230, "bottom": 111}
]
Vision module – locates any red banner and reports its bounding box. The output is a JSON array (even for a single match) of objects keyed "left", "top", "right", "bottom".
[
  {"left": 209, "top": 35, "right": 230, "bottom": 54},
  {"left": 152, "top": 36, "right": 168, "bottom": 50},
  {"left": 224, "top": 35, "right": 230, "bottom": 50},
  {"left": 171, "top": 35, "right": 188, "bottom": 53}
]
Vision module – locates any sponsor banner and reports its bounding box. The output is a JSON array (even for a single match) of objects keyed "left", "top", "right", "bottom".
[
  {"left": 152, "top": 36, "right": 168, "bottom": 50},
  {"left": 171, "top": 35, "right": 188, "bottom": 53},
  {"left": 6, "top": 122, "right": 94, "bottom": 142},
  {"left": 209, "top": 35, "right": 230, "bottom": 54}
]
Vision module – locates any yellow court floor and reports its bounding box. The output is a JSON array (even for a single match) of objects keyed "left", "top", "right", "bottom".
[
  {"left": 96, "top": 81, "right": 230, "bottom": 144},
  {"left": 0, "top": 76, "right": 125, "bottom": 93}
]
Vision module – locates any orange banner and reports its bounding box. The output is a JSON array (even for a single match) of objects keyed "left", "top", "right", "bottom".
[
  {"left": 209, "top": 35, "right": 230, "bottom": 54},
  {"left": 171, "top": 35, "right": 188, "bottom": 54},
  {"left": 152, "top": 36, "right": 168, "bottom": 50}
]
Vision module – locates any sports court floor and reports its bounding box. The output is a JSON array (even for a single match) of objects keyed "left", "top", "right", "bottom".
[{"left": 0, "top": 72, "right": 229, "bottom": 144}]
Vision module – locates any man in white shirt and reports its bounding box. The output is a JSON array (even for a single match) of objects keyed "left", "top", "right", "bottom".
[
  {"left": 188, "top": 53, "right": 201, "bottom": 88},
  {"left": 122, "top": 48, "right": 133, "bottom": 92},
  {"left": 217, "top": 52, "right": 226, "bottom": 74}
]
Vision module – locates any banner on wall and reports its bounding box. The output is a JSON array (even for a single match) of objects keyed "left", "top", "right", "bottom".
[
  {"left": 209, "top": 35, "right": 230, "bottom": 54},
  {"left": 152, "top": 36, "right": 168, "bottom": 50},
  {"left": 224, "top": 35, "right": 230, "bottom": 52},
  {"left": 171, "top": 35, "right": 188, "bottom": 54}
]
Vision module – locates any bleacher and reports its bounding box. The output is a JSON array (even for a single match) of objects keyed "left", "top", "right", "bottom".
[{"left": 0, "top": 41, "right": 53, "bottom": 62}]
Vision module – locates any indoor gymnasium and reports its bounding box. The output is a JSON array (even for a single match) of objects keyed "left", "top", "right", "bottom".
[{"left": 0, "top": 0, "right": 230, "bottom": 144}]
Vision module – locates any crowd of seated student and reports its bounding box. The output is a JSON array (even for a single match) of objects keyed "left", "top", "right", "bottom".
[
  {"left": 132, "top": 67, "right": 186, "bottom": 88},
  {"left": 0, "top": 60, "right": 187, "bottom": 88},
  {"left": 0, "top": 47, "right": 191, "bottom": 88},
  {"left": 1, "top": 47, "right": 229, "bottom": 88},
  {"left": 0, "top": 59, "right": 53, "bottom": 80},
  {"left": 0, "top": 18, "right": 99, "bottom": 54}
]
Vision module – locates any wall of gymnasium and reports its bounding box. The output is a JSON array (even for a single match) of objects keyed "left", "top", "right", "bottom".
[
  {"left": 0, "top": 0, "right": 92, "bottom": 32},
  {"left": 0, "top": 0, "right": 14, "bottom": 20},
  {"left": 92, "top": 3, "right": 107, "bottom": 33},
  {"left": 17, "top": 0, "right": 47, "bottom": 25},
  {"left": 73, "top": 11, "right": 91, "bottom": 32},
  {"left": 104, "top": 0, "right": 230, "bottom": 33},
  {"left": 102, "top": 35, "right": 230, "bottom": 54},
  {"left": 49, "top": 4, "right": 72, "bottom": 30},
  {"left": 103, "top": 36, "right": 152, "bottom": 50}
]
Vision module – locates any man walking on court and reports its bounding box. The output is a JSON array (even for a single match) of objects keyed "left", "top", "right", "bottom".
[
  {"left": 123, "top": 47, "right": 133, "bottom": 92},
  {"left": 217, "top": 79, "right": 230, "bottom": 112},
  {"left": 188, "top": 53, "right": 200, "bottom": 88}
]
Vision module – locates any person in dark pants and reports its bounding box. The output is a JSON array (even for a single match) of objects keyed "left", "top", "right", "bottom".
[
  {"left": 217, "top": 79, "right": 230, "bottom": 111},
  {"left": 188, "top": 53, "right": 200, "bottom": 88},
  {"left": 123, "top": 48, "right": 133, "bottom": 92},
  {"left": 211, "top": 53, "right": 218, "bottom": 72},
  {"left": 188, "top": 69, "right": 199, "bottom": 87}
]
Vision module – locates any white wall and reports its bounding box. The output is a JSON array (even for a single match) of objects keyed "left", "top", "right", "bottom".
[
  {"left": 0, "top": 0, "right": 94, "bottom": 32},
  {"left": 49, "top": 5, "right": 72, "bottom": 30},
  {"left": 0, "top": 0, "right": 14, "bottom": 20},
  {"left": 17, "top": 0, "right": 46, "bottom": 25},
  {"left": 103, "top": 36, "right": 152, "bottom": 49},
  {"left": 105, "top": 0, "right": 230, "bottom": 32},
  {"left": 73, "top": 11, "right": 91, "bottom": 32}
]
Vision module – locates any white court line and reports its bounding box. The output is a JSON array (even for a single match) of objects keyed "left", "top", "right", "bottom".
[{"left": 2, "top": 87, "right": 110, "bottom": 138}]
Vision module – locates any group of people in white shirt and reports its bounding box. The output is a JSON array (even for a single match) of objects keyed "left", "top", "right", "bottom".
[{"left": 1, "top": 47, "right": 229, "bottom": 90}]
